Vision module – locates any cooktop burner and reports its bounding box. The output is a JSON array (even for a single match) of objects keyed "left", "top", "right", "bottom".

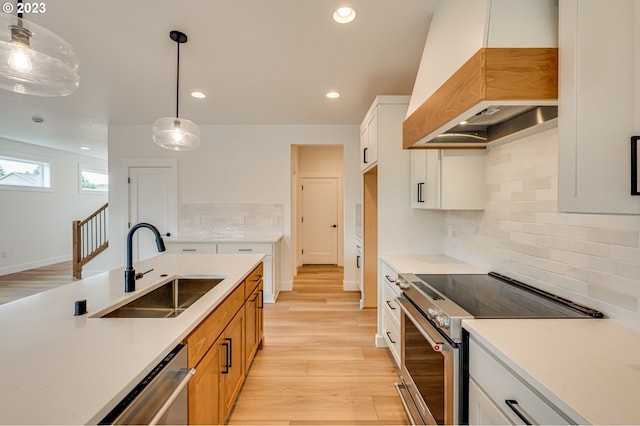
[{"left": 415, "top": 272, "right": 604, "bottom": 319}]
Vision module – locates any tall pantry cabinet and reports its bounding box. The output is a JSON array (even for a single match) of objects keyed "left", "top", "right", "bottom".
[{"left": 359, "top": 96, "right": 444, "bottom": 345}]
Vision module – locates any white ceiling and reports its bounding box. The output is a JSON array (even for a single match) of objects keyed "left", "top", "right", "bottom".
[{"left": 0, "top": 0, "right": 440, "bottom": 159}]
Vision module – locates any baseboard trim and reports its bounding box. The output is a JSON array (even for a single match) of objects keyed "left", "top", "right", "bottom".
[
  {"left": 375, "top": 333, "right": 388, "bottom": 348},
  {"left": 0, "top": 255, "right": 71, "bottom": 277},
  {"left": 343, "top": 280, "right": 359, "bottom": 291}
]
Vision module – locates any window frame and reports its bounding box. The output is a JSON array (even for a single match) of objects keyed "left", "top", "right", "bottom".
[
  {"left": 78, "top": 164, "right": 108, "bottom": 194},
  {"left": 0, "top": 152, "right": 52, "bottom": 192}
]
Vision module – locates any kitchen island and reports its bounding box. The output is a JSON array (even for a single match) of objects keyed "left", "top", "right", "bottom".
[{"left": 0, "top": 253, "right": 263, "bottom": 425}]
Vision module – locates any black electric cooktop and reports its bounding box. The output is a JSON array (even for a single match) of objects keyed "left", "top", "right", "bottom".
[{"left": 415, "top": 272, "right": 604, "bottom": 319}]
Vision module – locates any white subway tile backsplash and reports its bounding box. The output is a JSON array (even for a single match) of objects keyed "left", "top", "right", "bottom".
[
  {"left": 443, "top": 128, "right": 640, "bottom": 329},
  {"left": 179, "top": 203, "right": 283, "bottom": 236}
]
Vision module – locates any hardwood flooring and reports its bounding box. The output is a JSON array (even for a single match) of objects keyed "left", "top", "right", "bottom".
[
  {"left": 228, "top": 265, "right": 409, "bottom": 425},
  {"left": 0, "top": 261, "right": 75, "bottom": 305}
]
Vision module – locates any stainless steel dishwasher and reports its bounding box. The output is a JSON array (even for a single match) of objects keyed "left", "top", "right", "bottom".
[{"left": 100, "top": 344, "right": 195, "bottom": 425}]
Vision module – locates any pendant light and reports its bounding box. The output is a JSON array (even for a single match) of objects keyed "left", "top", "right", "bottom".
[
  {"left": 152, "top": 30, "right": 200, "bottom": 151},
  {"left": 0, "top": 0, "right": 79, "bottom": 96}
]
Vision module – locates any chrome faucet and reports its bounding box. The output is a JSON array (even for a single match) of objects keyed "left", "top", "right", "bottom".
[{"left": 124, "top": 223, "right": 166, "bottom": 292}]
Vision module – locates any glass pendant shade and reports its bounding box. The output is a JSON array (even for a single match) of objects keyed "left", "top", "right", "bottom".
[
  {"left": 152, "top": 117, "right": 200, "bottom": 151},
  {"left": 0, "top": 14, "right": 79, "bottom": 96}
]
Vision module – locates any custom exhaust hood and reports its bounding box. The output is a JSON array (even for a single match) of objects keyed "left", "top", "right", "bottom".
[{"left": 403, "top": 0, "right": 559, "bottom": 149}]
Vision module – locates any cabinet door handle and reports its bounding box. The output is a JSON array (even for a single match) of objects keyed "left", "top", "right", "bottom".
[
  {"left": 631, "top": 136, "right": 640, "bottom": 195},
  {"left": 505, "top": 400, "right": 533, "bottom": 425},
  {"left": 221, "top": 341, "right": 230, "bottom": 374},
  {"left": 385, "top": 275, "right": 395, "bottom": 283},
  {"left": 252, "top": 274, "right": 262, "bottom": 282},
  {"left": 226, "top": 337, "right": 233, "bottom": 368},
  {"left": 417, "top": 182, "right": 425, "bottom": 203},
  {"left": 386, "top": 331, "right": 396, "bottom": 344},
  {"left": 182, "top": 248, "right": 197, "bottom": 252},
  {"left": 385, "top": 300, "right": 396, "bottom": 310},
  {"left": 250, "top": 292, "right": 259, "bottom": 302},
  {"left": 363, "top": 147, "right": 368, "bottom": 164},
  {"left": 258, "top": 289, "right": 263, "bottom": 309},
  {"left": 356, "top": 255, "right": 361, "bottom": 269},
  {"left": 238, "top": 248, "right": 253, "bottom": 252}
]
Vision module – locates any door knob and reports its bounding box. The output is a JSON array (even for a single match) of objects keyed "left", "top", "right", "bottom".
[{"left": 330, "top": 224, "right": 337, "bottom": 228}]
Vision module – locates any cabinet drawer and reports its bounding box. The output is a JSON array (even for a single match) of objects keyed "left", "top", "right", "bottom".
[
  {"left": 217, "top": 242, "right": 273, "bottom": 255},
  {"left": 380, "top": 261, "right": 399, "bottom": 286},
  {"left": 186, "top": 282, "right": 245, "bottom": 368},
  {"left": 382, "top": 311, "right": 401, "bottom": 368},
  {"left": 469, "top": 337, "right": 571, "bottom": 425},
  {"left": 382, "top": 282, "right": 401, "bottom": 324},
  {"left": 166, "top": 242, "right": 217, "bottom": 253},
  {"left": 245, "top": 262, "right": 264, "bottom": 299}
]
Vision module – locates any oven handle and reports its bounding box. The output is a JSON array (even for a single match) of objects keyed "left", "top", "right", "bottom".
[{"left": 397, "top": 297, "right": 455, "bottom": 352}]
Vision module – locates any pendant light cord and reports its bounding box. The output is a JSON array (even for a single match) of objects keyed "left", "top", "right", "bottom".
[{"left": 175, "top": 37, "right": 180, "bottom": 119}]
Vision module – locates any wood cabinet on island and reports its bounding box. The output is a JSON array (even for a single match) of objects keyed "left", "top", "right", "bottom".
[{"left": 0, "top": 253, "right": 264, "bottom": 425}]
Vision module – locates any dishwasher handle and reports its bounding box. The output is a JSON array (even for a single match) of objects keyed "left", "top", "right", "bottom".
[{"left": 148, "top": 368, "right": 195, "bottom": 426}]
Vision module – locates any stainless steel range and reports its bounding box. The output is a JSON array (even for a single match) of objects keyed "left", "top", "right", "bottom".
[{"left": 394, "top": 272, "right": 604, "bottom": 425}]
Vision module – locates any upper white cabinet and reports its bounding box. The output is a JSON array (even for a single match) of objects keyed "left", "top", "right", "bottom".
[
  {"left": 360, "top": 106, "right": 379, "bottom": 172},
  {"left": 558, "top": 0, "right": 640, "bottom": 214},
  {"left": 411, "top": 149, "right": 485, "bottom": 210}
]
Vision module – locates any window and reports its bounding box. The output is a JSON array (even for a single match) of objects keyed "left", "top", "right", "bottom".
[
  {"left": 0, "top": 156, "right": 51, "bottom": 189},
  {"left": 79, "top": 166, "right": 108, "bottom": 193}
]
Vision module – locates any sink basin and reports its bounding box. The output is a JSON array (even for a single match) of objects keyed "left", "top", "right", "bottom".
[{"left": 98, "top": 276, "right": 225, "bottom": 318}]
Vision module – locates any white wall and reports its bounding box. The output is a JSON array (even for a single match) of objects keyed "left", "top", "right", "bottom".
[
  {"left": 444, "top": 128, "right": 640, "bottom": 330},
  {"left": 106, "top": 124, "right": 360, "bottom": 290},
  {"left": 0, "top": 138, "right": 107, "bottom": 275}
]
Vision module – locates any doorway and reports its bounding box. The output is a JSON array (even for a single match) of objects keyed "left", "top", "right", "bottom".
[
  {"left": 292, "top": 145, "right": 344, "bottom": 269},
  {"left": 301, "top": 177, "right": 339, "bottom": 264},
  {"left": 126, "top": 160, "right": 177, "bottom": 262}
]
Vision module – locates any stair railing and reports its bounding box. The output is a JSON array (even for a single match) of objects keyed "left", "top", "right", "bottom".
[{"left": 72, "top": 203, "right": 108, "bottom": 279}]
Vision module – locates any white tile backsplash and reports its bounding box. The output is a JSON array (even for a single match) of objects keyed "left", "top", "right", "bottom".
[
  {"left": 179, "top": 203, "right": 283, "bottom": 237},
  {"left": 444, "top": 128, "right": 640, "bottom": 330}
]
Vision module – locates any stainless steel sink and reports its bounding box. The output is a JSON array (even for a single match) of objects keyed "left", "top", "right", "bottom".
[{"left": 98, "top": 276, "right": 225, "bottom": 318}]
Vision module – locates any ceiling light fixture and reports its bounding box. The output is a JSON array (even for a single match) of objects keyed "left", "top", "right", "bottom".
[
  {"left": 326, "top": 91, "right": 340, "bottom": 99},
  {"left": 191, "top": 91, "right": 206, "bottom": 99},
  {"left": 152, "top": 30, "right": 200, "bottom": 151},
  {"left": 333, "top": 6, "right": 357, "bottom": 24},
  {"left": 0, "top": 0, "right": 79, "bottom": 96}
]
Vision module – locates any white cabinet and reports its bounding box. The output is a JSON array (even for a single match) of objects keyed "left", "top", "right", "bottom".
[
  {"left": 468, "top": 335, "right": 574, "bottom": 425},
  {"left": 558, "top": 0, "right": 640, "bottom": 214},
  {"left": 411, "top": 149, "right": 485, "bottom": 210},
  {"left": 379, "top": 258, "right": 402, "bottom": 367},
  {"left": 217, "top": 241, "right": 281, "bottom": 303},
  {"left": 360, "top": 103, "right": 379, "bottom": 172},
  {"left": 166, "top": 239, "right": 281, "bottom": 303}
]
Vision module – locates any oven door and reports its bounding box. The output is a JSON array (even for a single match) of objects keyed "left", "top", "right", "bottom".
[{"left": 396, "top": 297, "right": 459, "bottom": 426}]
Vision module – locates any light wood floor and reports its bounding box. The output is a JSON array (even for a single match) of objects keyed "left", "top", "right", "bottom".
[
  {"left": 228, "top": 265, "right": 409, "bottom": 425},
  {"left": 0, "top": 261, "right": 75, "bottom": 305}
]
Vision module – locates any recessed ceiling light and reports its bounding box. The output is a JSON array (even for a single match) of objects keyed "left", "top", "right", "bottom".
[
  {"left": 459, "top": 120, "right": 468, "bottom": 125},
  {"left": 326, "top": 91, "right": 340, "bottom": 99},
  {"left": 333, "top": 6, "right": 356, "bottom": 24},
  {"left": 191, "top": 91, "right": 206, "bottom": 99},
  {"left": 80, "top": 146, "right": 90, "bottom": 150}
]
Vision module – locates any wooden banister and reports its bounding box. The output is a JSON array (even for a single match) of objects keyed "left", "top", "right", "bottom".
[{"left": 73, "top": 203, "right": 108, "bottom": 279}]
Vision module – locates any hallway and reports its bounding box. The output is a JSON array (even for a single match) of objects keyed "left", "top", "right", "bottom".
[{"left": 228, "top": 265, "right": 409, "bottom": 425}]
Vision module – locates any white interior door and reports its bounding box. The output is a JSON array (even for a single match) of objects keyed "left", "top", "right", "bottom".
[
  {"left": 128, "top": 166, "right": 177, "bottom": 262},
  {"left": 301, "top": 177, "right": 339, "bottom": 264}
]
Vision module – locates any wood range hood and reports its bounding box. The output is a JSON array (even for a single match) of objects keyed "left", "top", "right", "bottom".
[{"left": 403, "top": 0, "right": 559, "bottom": 150}]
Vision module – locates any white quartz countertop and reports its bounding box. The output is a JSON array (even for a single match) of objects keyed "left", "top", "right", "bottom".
[
  {"left": 463, "top": 318, "right": 640, "bottom": 425},
  {"left": 167, "top": 233, "right": 282, "bottom": 243},
  {"left": 381, "top": 254, "right": 488, "bottom": 274},
  {"left": 0, "top": 253, "right": 263, "bottom": 425}
]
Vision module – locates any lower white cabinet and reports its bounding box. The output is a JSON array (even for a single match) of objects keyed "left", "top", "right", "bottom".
[
  {"left": 379, "top": 258, "right": 402, "bottom": 367},
  {"left": 217, "top": 241, "right": 280, "bottom": 303},
  {"left": 166, "top": 240, "right": 281, "bottom": 303},
  {"left": 468, "top": 335, "right": 573, "bottom": 425},
  {"left": 411, "top": 149, "right": 485, "bottom": 210}
]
